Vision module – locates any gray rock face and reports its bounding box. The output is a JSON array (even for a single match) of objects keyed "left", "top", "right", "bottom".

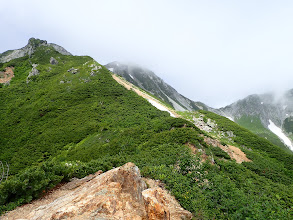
[
  {"left": 26, "top": 64, "right": 39, "bottom": 83},
  {"left": 0, "top": 38, "right": 72, "bottom": 63},
  {"left": 193, "top": 116, "right": 216, "bottom": 133},
  {"left": 50, "top": 57, "right": 58, "bottom": 65},
  {"left": 105, "top": 61, "right": 209, "bottom": 111},
  {"left": 49, "top": 43, "right": 71, "bottom": 56}
]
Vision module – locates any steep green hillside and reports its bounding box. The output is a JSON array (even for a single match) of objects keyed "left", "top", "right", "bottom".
[
  {"left": 0, "top": 45, "right": 170, "bottom": 174},
  {"left": 200, "top": 111, "right": 293, "bottom": 171},
  {"left": 284, "top": 116, "right": 293, "bottom": 134},
  {"left": 1, "top": 42, "right": 293, "bottom": 219},
  {"left": 236, "top": 115, "right": 291, "bottom": 153}
]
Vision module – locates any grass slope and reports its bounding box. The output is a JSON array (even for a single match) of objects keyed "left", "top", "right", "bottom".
[
  {"left": 0, "top": 46, "right": 171, "bottom": 174},
  {"left": 236, "top": 115, "right": 292, "bottom": 153}
]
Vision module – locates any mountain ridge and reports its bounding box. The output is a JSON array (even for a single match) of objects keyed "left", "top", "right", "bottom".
[
  {"left": 105, "top": 61, "right": 209, "bottom": 112},
  {"left": 1, "top": 38, "right": 293, "bottom": 219},
  {"left": 217, "top": 90, "right": 293, "bottom": 152}
]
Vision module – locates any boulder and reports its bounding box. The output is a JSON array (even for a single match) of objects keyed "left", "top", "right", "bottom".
[
  {"left": 143, "top": 187, "right": 193, "bottom": 220},
  {"left": 67, "top": 67, "right": 78, "bottom": 74},
  {"left": 50, "top": 57, "right": 58, "bottom": 65}
]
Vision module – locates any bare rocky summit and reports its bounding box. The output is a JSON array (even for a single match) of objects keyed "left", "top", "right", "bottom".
[
  {"left": 0, "top": 38, "right": 71, "bottom": 63},
  {"left": 2, "top": 162, "right": 192, "bottom": 220}
]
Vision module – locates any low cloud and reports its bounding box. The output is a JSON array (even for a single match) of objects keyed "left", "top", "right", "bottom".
[{"left": 1, "top": 0, "right": 293, "bottom": 108}]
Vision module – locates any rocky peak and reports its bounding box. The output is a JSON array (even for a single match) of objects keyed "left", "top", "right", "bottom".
[
  {"left": 0, "top": 38, "right": 71, "bottom": 63},
  {"left": 219, "top": 91, "right": 293, "bottom": 127},
  {"left": 27, "top": 38, "right": 48, "bottom": 50}
]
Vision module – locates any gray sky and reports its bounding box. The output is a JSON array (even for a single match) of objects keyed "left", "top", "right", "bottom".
[{"left": 1, "top": 0, "right": 293, "bottom": 108}]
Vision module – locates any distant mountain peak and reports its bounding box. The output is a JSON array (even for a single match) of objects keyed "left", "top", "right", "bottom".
[
  {"left": 216, "top": 90, "right": 293, "bottom": 152},
  {"left": 0, "top": 37, "right": 71, "bottom": 63},
  {"left": 105, "top": 61, "right": 209, "bottom": 111}
]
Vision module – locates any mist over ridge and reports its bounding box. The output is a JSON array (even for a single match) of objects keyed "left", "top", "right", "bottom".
[{"left": 1, "top": 0, "right": 293, "bottom": 108}]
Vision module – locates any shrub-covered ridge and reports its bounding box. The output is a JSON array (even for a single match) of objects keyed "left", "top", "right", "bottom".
[{"left": 0, "top": 43, "right": 292, "bottom": 219}]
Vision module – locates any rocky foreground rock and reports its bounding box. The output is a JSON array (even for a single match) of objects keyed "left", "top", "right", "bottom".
[{"left": 2, "top": 162, "right": 192, "bottom": 220}]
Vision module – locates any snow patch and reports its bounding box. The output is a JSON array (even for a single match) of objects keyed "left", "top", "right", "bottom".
[
  {"left": 268, "top": 120, "right": 293, "bottom": 151},
  {"left": 108, "top": 68, "right": 114, "bottom": 72},
  {"left": 129, "top": 74, "right": 134, "bottom": 79},
  {"left": 226, "top": 117, "right": 234, "bottom": 121},
  {"left": 283, "top": 105, "right": 287, "bottom": 110},
  {"left": 261, "top": 102, "right": 263, "bottom": 105},
  {"left": 148, "top": 99, "right": 175, "bottom": 117}
]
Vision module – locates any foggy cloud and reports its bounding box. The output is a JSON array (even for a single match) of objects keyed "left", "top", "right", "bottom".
[{"left": 1, "top": 0, "right": 293, "bottom": 107}]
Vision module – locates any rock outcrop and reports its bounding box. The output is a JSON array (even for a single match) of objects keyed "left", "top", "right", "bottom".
[
  {"left": 193, "top": 115, "right": 216, "bottom": 133},
  {"left": 50, "top": 57, "right": 58, "bottom": 65},
  {"left": 0, "top": 38, "right": 71, "bottom": 63},
  {"left": 26, "top": 64, "right": 39, "bottom": 83},
  {"left": 2, "top": 162, "right": 192, "bottom": 220},
  {"left": 68, "top": 67, "right": 78, "bottom": 74},
  {"left": 143, "top": 187, "right": 192, "bottom": 219}
]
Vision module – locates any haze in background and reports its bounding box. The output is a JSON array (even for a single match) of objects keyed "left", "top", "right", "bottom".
[{"left": 1, "top": 0, "right": 293, "bottom": 108}]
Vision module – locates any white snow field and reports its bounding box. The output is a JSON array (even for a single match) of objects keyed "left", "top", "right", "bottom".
[
  {"left": 148, "top": 99, "right": 175, "bottom": 117},
  {"left": 268, "top": 120, "right": 293, "bottom": 151},
  {"left": 227, "top": 116, "right": 234, "bottom": 121}
]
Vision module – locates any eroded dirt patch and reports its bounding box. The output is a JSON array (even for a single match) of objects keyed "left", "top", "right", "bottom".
[
  {"left": 186, "top": 142, "right": 213, "bottom": 164},
  {"left": 204, "top": 137, "right": 251, "bottom": 164},
  {"left": 0, "top": 67, "right": 14, "bottom": 83}
]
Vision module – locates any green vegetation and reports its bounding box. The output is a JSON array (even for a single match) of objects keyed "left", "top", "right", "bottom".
[
  {"left": 200, "top": 110, "right": 293, "bottom": 180},
  {"left": 237, "top": 115, "right": 291, "bottom": 153},
  {"left": 0, "top": 46, "right": 292, "bottom": 219},
  {"left": 284, "top": 116, "right": 293, "bottom": 134},
  {"left": 0, "top": 46, "right": 170, "bottom": 174},
  {"left": 210, "top": 147, "right": 230, "bottom": 159}
]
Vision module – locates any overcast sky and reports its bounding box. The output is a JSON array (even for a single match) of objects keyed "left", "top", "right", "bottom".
[{"left": 1, "top": 0, "right": 293, "bottom": 107}]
